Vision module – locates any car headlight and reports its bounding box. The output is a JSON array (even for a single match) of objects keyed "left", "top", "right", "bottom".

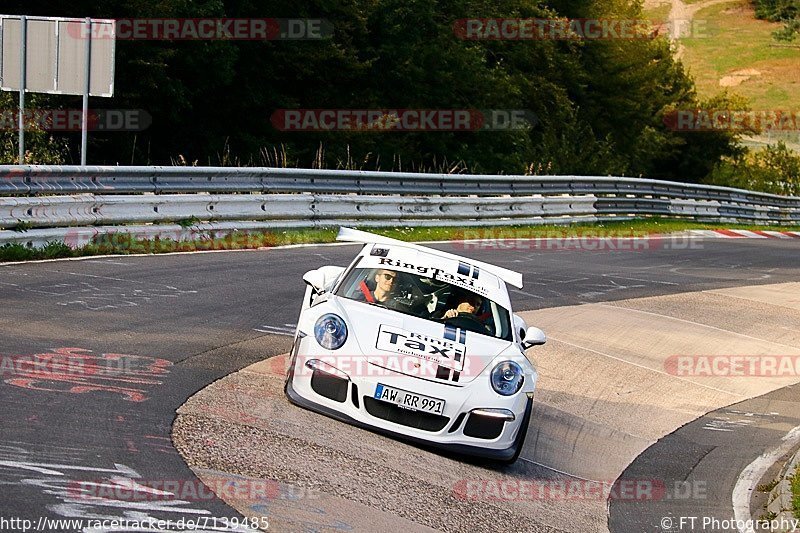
[
  {"left": 314, "top": 314, "right": 348, "bottom": 350},
  {"left": 490, "top": 361, "right": 524, "bottom": 396}
]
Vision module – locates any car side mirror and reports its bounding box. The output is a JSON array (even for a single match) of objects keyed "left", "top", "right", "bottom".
[
  {"left": 521, "top": 326, "right": 546, "bottom": 349},
  {"left": 303, "top": 266, "right": 346, "bottom": 294},
  {"left": 302, "top": 270, "right": 327, "bottom": 293}
]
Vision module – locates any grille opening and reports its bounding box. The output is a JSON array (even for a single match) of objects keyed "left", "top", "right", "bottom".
[
  {"left": 363, "top": 396, "right": 449, "bottom": 432},
  {"left": 463, "top": 413, "right": 505, "bottom": 439},
  {"left": 310, "top": 368, "right": 348, "bottom": 403}
]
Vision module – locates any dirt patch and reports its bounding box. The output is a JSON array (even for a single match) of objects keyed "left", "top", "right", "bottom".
[{"left": 719, "top": 68, "right": 763, "bottom": 87}]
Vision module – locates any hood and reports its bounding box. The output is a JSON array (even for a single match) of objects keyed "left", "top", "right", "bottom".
[{"left": 332, "top": 296, "right": 515, "bottom": 384}]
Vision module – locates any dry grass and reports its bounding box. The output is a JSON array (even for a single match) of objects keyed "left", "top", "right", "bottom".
[
  {"left": 643, "top": 1, "right": 672, "bottom": 24},
  {"left": 681, "top": 0, "right": 800, "bottom": 110},
  {"left": 5, "top": 219, "right": 800, "bottom": 263}
]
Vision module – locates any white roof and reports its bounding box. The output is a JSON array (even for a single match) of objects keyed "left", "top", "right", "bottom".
[{"left": 336, "top": 227, "right": 524, "bottom": 289}]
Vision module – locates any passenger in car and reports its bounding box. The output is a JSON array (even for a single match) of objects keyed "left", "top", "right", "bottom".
[{"left": 356, "top": 269, "right": 398, "bottom": 305}]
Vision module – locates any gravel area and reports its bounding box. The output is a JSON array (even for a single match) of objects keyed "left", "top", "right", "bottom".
[{"left": 172, "top": 361, "right": 583, "bottom": 533}]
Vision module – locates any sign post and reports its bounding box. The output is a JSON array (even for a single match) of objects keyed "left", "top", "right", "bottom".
[
  {"left": 0, "top": 15, "right": 116, "bottom": 165},
  {"left": 81, "top": 17, "right": 92, "bottom": 165},
  {"left": 18, "top": 16, "right": 26, "bottom": 164}
]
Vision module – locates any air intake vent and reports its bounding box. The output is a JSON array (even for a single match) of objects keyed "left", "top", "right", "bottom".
[
  {"left": 310, "top": 368, "right": 348, "bottom": 403},
  {"left": 363, "top": 397, "right": 449, "bottom": 432},
  {"left": 463, "top": 413, "right": 506, "bottom": 439}
]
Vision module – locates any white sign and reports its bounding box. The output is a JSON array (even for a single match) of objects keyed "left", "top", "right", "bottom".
[{"left": 0, "top": 15, "right": 115, "bottom": 97}]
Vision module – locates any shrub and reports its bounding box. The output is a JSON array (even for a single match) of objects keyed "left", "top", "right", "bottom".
[{"left": 705, "top": 142, "right": 800, "bottom": 195}]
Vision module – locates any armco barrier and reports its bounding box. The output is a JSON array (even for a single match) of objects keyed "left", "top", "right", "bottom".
[{"left": 1, "top": 165, "right": 799, "bottom": 249}]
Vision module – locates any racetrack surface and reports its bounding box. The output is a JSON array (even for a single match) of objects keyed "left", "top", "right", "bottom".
[
  {"left": 1, "top": 237, "right": 799, "bottom": 532},
  {"left": 609, "top": 383, "right": 800, "bottom": 533},
  {"left": 174, "top": 282, "right": 800, "bottom": 532}
]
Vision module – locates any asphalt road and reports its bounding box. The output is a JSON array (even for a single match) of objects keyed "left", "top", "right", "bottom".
[
  {"left": 0, "top": 237, "right": 799, "bottom": 532},
  {"left": 609, "top": 383, "right": 800, "bottom": 533}
]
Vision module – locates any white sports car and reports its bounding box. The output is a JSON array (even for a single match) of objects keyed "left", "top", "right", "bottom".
[{"left": 285, "top": 228, "right": 546, "bottom": 463}]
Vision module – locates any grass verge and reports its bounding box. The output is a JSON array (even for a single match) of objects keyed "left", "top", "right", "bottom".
[
  {"left": 681, "top": 0, "right": 800, "bottom": 111},
  {"left": 2, "top": 218, "right": 800, "bottom": 263},
  {"left": 793, "top": 463, "right": 800, "bottom": 519},
  {"left": 643, "top": 2, "right": 672, "bottom": 23}
]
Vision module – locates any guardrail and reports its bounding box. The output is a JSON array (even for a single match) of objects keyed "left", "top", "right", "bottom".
[{"left": 1, "top": 165, "right": 799, "bottom": 248}]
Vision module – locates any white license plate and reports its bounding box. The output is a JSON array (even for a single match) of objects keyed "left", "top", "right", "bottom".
[{"left": 373, "top": 384, "right": 445, "bottom": 415}]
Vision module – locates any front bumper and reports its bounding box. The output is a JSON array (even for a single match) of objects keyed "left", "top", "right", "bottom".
[{"left": 284, "top": 339, "right": 533, "bottom": 461}]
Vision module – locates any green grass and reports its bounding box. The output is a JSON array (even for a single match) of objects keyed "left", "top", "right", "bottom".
[
  {"left": 3, "top": 219, "right": 800, "bottom": 263},
  {"left": 681, "top": 0, "right": 800, "bottom": 110},
  {"left": 643, "top": 3, "right": 672, "bottom": 23},
  {"left": 792, "top": 464, "right": 800, "bottom": 519},
  {"left": 0, "top": 241, "right": 75, "bottom": 261}
]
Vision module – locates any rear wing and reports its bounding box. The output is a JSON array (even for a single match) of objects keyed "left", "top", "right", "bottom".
[{"left": 336, "top": 227, "right": 524, "bottom": 289}]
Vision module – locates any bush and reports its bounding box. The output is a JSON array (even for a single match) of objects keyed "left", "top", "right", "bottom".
[
  {"left": 39, "top": 241, "right": 74, "bottom": 259},
  {"left": 774, "top": 19, "right": 800, "bottom": 41},
  {"left": 753, "top": 0, "right": 800, "bottom": 41},
  {"left": 0, "top": 241, "right": 74, "bottom": 262},
  {"left": 0, "top": 93, "right": 70, "bottom": 164},
  {"left": 705, "top": 142, "right": 800, "bottom": 195},
  {"left": 0, "top": 243, "right": 36, "bottom": 262}
]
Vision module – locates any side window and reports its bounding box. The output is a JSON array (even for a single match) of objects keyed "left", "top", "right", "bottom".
[
  {"left": 330, "top": 255, "right": 363, "bottom": 295},
  {"left": 340, "top": 269, "right": 371, "bottom": 299},
  {"left": 493, "top": 305, "right": 510, "bottom": 340}
]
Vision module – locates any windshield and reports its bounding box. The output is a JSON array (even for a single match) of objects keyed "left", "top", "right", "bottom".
[{"left": 335, "top": 267, "right": 512, "bottom": 340}]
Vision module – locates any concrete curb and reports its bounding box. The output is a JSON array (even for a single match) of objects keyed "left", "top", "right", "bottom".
[
  {"left": 766, "top": 449, "right": 800, "bottom": 531},
  {"left": 687, "top": 229, "right": 800, "bottom": 239}
]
